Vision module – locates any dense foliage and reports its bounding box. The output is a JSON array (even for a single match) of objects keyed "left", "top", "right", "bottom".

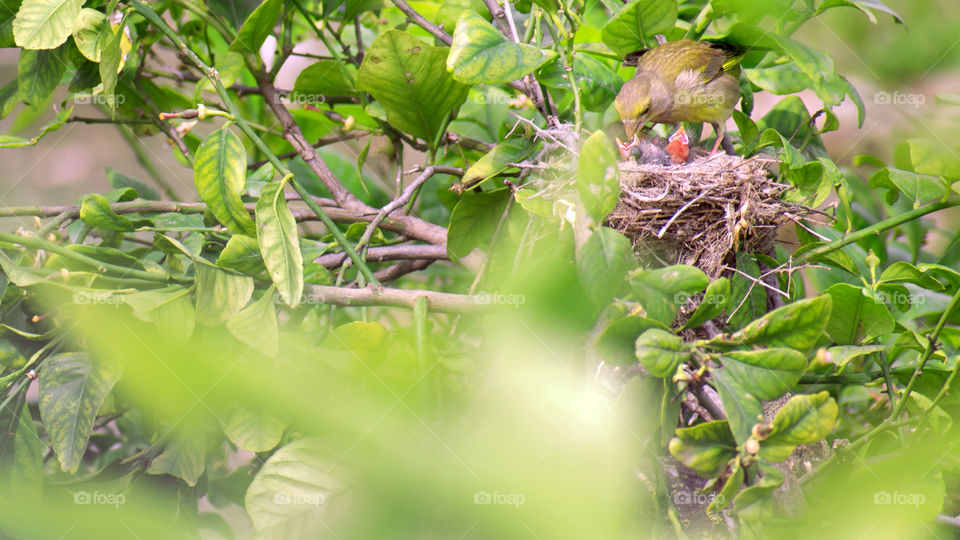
[{"left": 2, "top": 0, "right": 960, "bottom": 538}]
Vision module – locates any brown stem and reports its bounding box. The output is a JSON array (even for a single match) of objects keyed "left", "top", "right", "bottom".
[
  {"left": 258, "top": 77, "right": 449, "bottom": 245},
  {"left": 368, "top": 258, "right": 436, "bottom": 283},
  {"left": 314, "top": 244, "right": 448, "bottom": 268}
]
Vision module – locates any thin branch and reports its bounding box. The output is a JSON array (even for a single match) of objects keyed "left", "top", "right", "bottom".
[
  {"left": 368, "top": 258, "right": 435, "bottom": 283},
  {"left": 391, "top": 0, "right": 453, "bottom": 45},
  {"left": 258, "top": 77, "right": 448, "bottom": 245},
  {"left": 302, "top": 284, "right": 486, "bottom": 313},
  {"left": 248, "top": 130, "right": 373, "bottom": 169},
  {"left": 314, "top": 244, "right": 448, "bottom": 268},
  {"left": 131, "top": 1, "right": 382, "bottom": 285}
]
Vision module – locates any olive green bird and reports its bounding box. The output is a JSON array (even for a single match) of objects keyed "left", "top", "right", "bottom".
[{"left": 615, "top": 40, "right": 742, "bottom": 155}]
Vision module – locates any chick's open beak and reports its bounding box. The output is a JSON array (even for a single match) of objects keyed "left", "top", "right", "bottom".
[{"left": 616, "top": 134, "right": 641, "bottom": 161}]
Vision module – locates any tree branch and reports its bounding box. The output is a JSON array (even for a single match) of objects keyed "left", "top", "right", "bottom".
[
  {"left": 391, "top": 0, "right": 453, "bottom": 45},
  {"left": 314, "top": 244, "right": 448, "bottom": 268},
  {"left": 303, "top": 284, "right": 486, "bottom": 313}
]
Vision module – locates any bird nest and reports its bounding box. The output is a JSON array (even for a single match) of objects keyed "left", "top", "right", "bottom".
[{"left": 606, "top": 153, "right": 811, "bottom": 277}]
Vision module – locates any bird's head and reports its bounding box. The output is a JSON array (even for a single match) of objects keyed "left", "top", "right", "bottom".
[{"left": 615, "top": 73, "right": 670, "bottom": 139}]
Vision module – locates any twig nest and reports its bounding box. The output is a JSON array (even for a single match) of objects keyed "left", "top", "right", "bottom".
[{"left": 606, "top": 153, "right": 811, "bottom": 277}]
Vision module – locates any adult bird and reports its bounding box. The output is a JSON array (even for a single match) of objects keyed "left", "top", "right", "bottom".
[{"left": 615, "top": 40, "right": 741, "bottom": 155}]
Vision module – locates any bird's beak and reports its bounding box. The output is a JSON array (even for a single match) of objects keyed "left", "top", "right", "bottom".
[
  {"left": 616, "top": 135, "right": 642, "bottom": 160},
  {"left": 616, "top": 137, "right": 633, "bottom": 160}
]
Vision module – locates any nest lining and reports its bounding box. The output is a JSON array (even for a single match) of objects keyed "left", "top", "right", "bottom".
[{"left": 606, "top": 153, "right": 812, "bottom": 277}]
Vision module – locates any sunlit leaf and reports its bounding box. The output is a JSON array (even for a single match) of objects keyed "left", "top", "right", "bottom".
[{"left": 447, "top": 11, "right": 556, "bottom": 84}]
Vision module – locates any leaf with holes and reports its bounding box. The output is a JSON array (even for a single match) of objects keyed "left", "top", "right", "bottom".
[{"left": 357, "top": 30, "right": 469, "bottom": 148}]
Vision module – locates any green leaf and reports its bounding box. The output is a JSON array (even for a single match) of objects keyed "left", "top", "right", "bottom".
[
  {"left": 904, "top": 138, "right": 960, "bottom": 179},
  {"left": 447, "top": 11, "right": 557, "bottom": 84},
  {"left": 0, "top": 79, "right": 19, "bottom": 120},
  {"left": 824, "top": 283, "right": 895, "bottom": 344},
  {"left": 195, "top": 265, "right": 254, "bottom": 326},
  {"left": 733, "top": 464, "right": 783, "bottom": 520},
  {"left": 217, "top": 234, "right": 266, "bottom": 275},
  {"left": 105, "top": 167, "right": 161, "bottom": 200},
  {"left": 630, "top": 265, "right": 709, "bottom": 326},
  {"left": 357, "top": 30, "right": 469, "bottom": 147},
  {"left": 71, "top": 7, "right": 107, "bottom": 62},
  {"left": 456, "top": 139, "right": 536, "bottom": 192},
  {"left": 722, "top": 349, "right": 806, "bottom": 400},
  {"left": 732, "top": 295, "right": 832, "bottom": 353},
  {"left": 668, "top": 420, "right": 737, "bottom": 476},
  {"left": 79, "top": 193, "right": 135, "bottom": 231},
  {"left": 594, "top": 314, "right": 666, "bottom": 366},
  {"left": 447, "top": 188, "right": 511, "bottom": 262},
  {"left": 293, "top": 60, "right": 359, "bottom": 98},
  {"left": 38, "top": 353, "right": 121, "bottom": 473},
  {"left": 245, "top": 439, "right": 348, "bottom": 538},
  {"left": 902, "top": 391, "right": 952, "bottom": 435},
  {"left": 792, "top": 241, "right": 858, "bottom": 275},
  {"left": 17, "top": 47, "right": 65, "bottom": 107},
  {"left": 600, "top": 0, "right": 677, "bottom": 57},
  {"left": 123, "top": 287, "right": 195, "bottom": 341},
  {"left": 745, "top": 63, "right": 811, "bottom": 96},
  {"left": 0, "top": 0, "right": 24, "bottom": 48},
  {"left": 319, "top": 321, "right": 388, "bottom": 374},
  {"left": 576, "top": 227, "right": 633, "bottom": 305},
  {"left": 759, "top": 391, "right": 837, "bottom": 462},
  {"left": 224, "top": 407, "right": 285, "bottom": 453},
  {"left": 256, "top": 180, "right": 303, "bottom": 308},
  {"left": 577, "top": 130, "right": 620, "bottom": 223},
  {"left": 230, "top": 0, "right": 283, "bottom": 54},
  {"left": 634, "top": 328, "right": 689, "bottom": 377},
  {"left": 13, "top": 0, "right": 84, "bottom": 49},
  {"left": 712, "top": 369, "right": 763, "bottom": 444},
  {"left": 708, "top": 459, "right": 742, "bottom": 512},
  {"left": 97, "top": 14, "right": 124, "bottom": 111},
  {"left": 194, "top": 127, "right": 257, "bottom": 236},
  {"left": 226, "top": 290, "right": 279, "bottom": 357},
  {"left": 768, "top": 35, "right": 846, "bottom": 107},
  {"left": 731, "top": 110, "right": 757, "bottom": 155},
  {"left": 683, "top": 277, "right": 731, "bottom": 329},
  {"left": 9, "top": 406, "right": 43, "bottom": 498},
  {"left": 869, "top": 167, "right": 947, "bottom": 206},
  {"left": 538, "top": 53, "right": 622, "bottom": 112},
  {"left": 147, "top": 431, "right": 208, "bottom": 486}
]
